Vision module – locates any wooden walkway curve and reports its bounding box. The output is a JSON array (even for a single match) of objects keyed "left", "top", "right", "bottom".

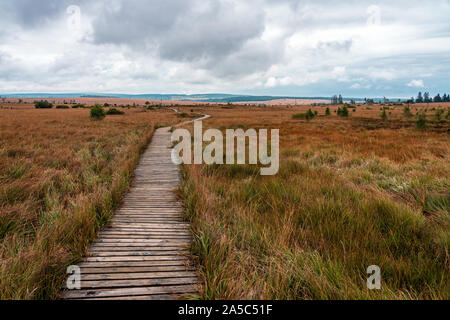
[{"left": 63, "top": 126, "right": 199, "bottom": 300}]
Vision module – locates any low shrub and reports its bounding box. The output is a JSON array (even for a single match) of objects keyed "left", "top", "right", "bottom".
[
  {"left": 34, "top": 101, "right": 53, "bottom": 109},
  {"left": 106, "top": 108, "right": 125, "bottom": 115},
  {"left": 90, "top": 104, "right": 106, "bottom": 120},
  {"left": 416, "top": 112, "right": 427, "bottom": 129},
  {"left": 403, "top": 105, "right": 413, "bottom": 117},
  {"left": 434, "top": 109, "right": 444, "bottom": 122},
  {"left": 56, "top": 105, "right": 70, "bottom": 109},
  {"left": 337, "top": 106, "right": 349, "bottom": 117},
  {"left": 293, "top": 109, "right": 316, "bottom": 121}
]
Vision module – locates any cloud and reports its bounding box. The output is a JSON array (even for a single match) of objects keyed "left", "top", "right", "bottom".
[
  {"left": 407, "top": 79, "right": 425, "bottom": 88},
  {"left": 91, "top": 1, "right": 265, "bottom": 64},
  {"left": 0, "top": 0, "right": 450, "bottom": 96}
]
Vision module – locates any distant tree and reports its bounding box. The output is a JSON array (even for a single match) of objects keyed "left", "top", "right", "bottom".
[
  {"left": 424, "top": 92, "right": 431, "bottom": 103},
  {"left": 331, "top": 95, "right": 338, "bottom": 105},
  {"left": 338, "top": 94, "right": 343, "bottom": 104},
  {"left": 416, "top": 92, "right": 423, "bottom": 103},
  {"left": 433, "top": 94, "right": 442, "bottom": 103}
]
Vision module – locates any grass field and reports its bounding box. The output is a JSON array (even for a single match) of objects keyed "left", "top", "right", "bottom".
[
  {"left": 0, "top": 101, "right": 448, "bottom": 300},
  {"left": 178, "top": 103, "right": 449, "bottom": 299},
  {"left": 0, "top": 106, "right": 178, "bottom": 299}
]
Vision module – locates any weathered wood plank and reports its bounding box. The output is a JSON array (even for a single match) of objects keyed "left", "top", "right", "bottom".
[
  {"left": 72, "top": 277, "right": 199, "bottom": 289},
  {"left": 64, "top": 284, "right": 198, "bottom": 299},
  {"left": 82, "top": 271, "right": 197, "bottom": 281},
  {"left": 85, "top": 256, "right": 188, "bottom": 262},
  {"left": 81, "top": 266, "right": 195, "bottom": 275}
]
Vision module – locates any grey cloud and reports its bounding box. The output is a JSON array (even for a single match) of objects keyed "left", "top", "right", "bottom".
[
  {"left": 91, "top": 0, "right": 266, "bottom": 65},
  {"left": 92, "top": 0, "right": 189, "bottom": 47},
  {"left": 4, "top": 0, "right": 89, "bottom": 28},
  {"left": 204, "top": 39, "right": 282, "bottom": 78}
]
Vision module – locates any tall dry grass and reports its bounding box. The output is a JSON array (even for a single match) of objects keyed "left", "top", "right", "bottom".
[
  {"left": 179, "top": 103, "right": 449, "bottom": 299},
  {"left": 0, "top": 107, "right": 178, "bottom": 299}
]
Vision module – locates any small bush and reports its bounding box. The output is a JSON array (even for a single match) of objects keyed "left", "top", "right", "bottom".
[
  {"left": 293, "top": 109, "right": 316, "bottom": 121},
  {"left": 56, "top": 105, "right": 70, "bottom": 109},
  {"left": 325, "top": 107, "right": 331, "bottom": 116},
  {"left": 106, "top": 108, "right": 125, "bottom": 115},
  {"left": 416, "top": 112, "right": 427, "bottom": 129},
  {"left": 337, "top": 106, "right": 349, "bottom": 117},
  {"left": 72, "top": 104, "right": 85, "bottom": 109},
  {"left": 434, "top": 109, "right": 444, "bottom": 122},
  {"left": 34, "top": 100, "right": 53, "bottom": 109},
  {"left": 90, "top": 104, "right": 106, "bottom": 120},
  {"left": 403, "top": 105, "right": 413, "bottom": 117},
  {"left": 381, "top": 109, "right": 388, "bottom": 121}
]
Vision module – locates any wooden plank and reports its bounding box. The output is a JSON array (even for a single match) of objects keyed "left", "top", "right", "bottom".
[
  {"left": 88, "top": 251, "right": 188, "bottom": 257},
  {"left": 90, "top": 246, "right": 187, "bottom": 252},
  {"left": 109, "top": 223, "right": 190, "bottom": 229},
  {"left": 72, "top": 277, "right": 198, "bottom": 289},
  {"left": 98, "top": 233, "right": 192, "bottom": 240},
  {"left": 84, "top": 294, "right": 192, "bottom": 300},
  {"left": 81, "top": 266, "right": 195, "bottom": 274},
  {"left": 90, "top": 243, "right": 190, "bottom": 249},
  {"left": 64, "top": 285, "right": 198, "bottom": 299},
  {"left": 81, "top": 271, "right": 197, "bottom": 281},
  {"left": 78, "top": 260, "right": 191, "bottom": 268},
  {"left": 85, "top": 256, "right": 188, "bottom": 262},
  {"left": 99, "top": 230, "right": 188, "bottom": 235}
]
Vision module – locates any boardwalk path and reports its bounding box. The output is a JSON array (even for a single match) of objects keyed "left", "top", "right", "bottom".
[{"left": 63, "top": 126, "right": 199, "bottom": 300}]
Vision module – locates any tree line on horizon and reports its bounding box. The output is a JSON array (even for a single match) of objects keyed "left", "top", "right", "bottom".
[
  {"left": 411, "top": 92, "right": 450, "bottom": 103},
  {"left": 331, "top": 92, "right": 450, "bottom": 105}
]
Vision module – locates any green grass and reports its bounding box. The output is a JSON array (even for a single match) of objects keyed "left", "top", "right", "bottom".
[{"left": 180, "top": 155, "right": 449, "bottom": 299}]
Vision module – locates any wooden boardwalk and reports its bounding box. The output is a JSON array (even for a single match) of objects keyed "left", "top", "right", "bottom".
[{"left": 63, "top": 127, "right": 199, "bottom": 300}]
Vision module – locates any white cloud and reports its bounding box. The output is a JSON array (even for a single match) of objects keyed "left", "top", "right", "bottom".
[{"left": 407, "top": 79, "right": 425, "bottom": 88}]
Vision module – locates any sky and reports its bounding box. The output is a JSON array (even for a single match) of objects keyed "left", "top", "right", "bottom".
[{"left": 0, "top": 0, "right": 449, "bottom": 98}]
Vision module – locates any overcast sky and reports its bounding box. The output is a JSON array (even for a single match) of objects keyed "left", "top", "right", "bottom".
[{"left": 0, "top": 0, "right": 449, "bottom": 97}]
